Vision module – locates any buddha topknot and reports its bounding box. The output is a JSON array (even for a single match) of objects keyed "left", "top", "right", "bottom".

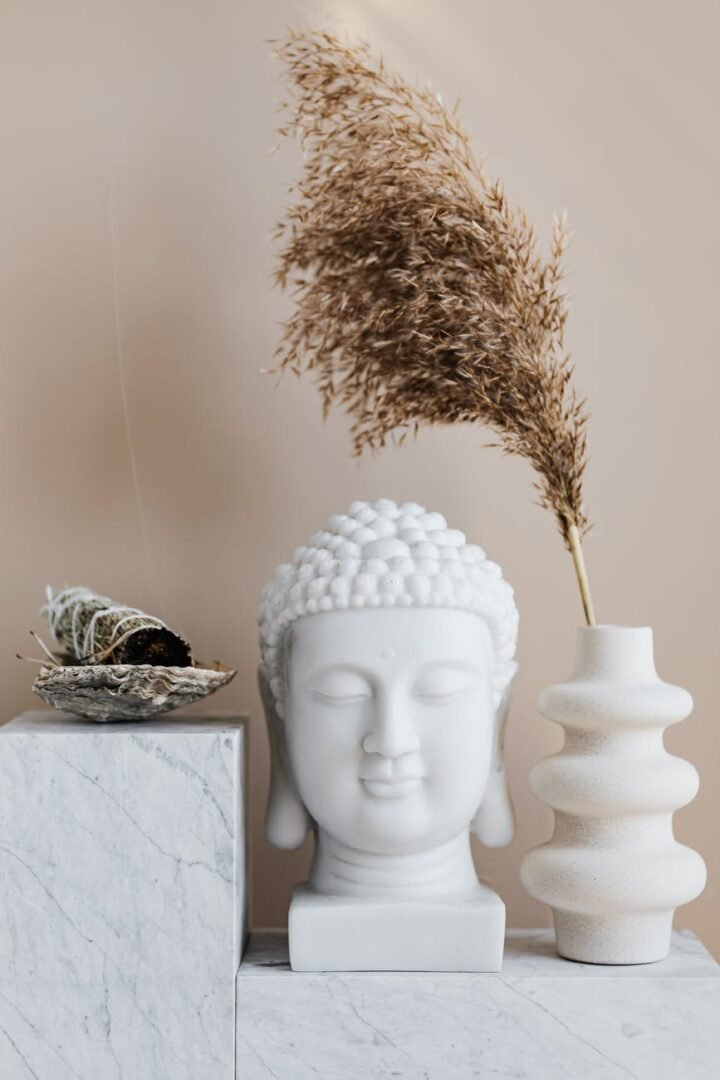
[{"left": 259, "top": 499, "right": 518, "bottom": 715}]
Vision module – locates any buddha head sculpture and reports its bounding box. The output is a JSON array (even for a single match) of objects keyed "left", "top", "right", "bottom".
[{"left": 258, "top": 499, "right": 518, "bottom": 900}]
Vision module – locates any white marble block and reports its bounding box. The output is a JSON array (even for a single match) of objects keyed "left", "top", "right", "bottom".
[
  {"left": 0, "top": 710, "right": 247, "bottom": 1080},
  {"left": 236, "top": 930, "right": 720, "bottom": 1080}
]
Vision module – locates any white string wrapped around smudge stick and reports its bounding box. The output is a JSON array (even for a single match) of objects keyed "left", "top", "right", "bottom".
[{"left": 41, "top": 586, "right": 193, "bottom": 666}]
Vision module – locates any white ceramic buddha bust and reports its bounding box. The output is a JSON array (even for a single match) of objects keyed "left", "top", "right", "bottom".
[{"left": 258, "top": 499, "right": 518, "bottom": 971}]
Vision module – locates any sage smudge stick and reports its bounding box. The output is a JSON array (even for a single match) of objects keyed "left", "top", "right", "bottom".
[
  {"left": 42, "top": 586, "right": 193, "bottom": 666},
  {"left": 273, "top": 30, "right": 595, "bottom": 625}
]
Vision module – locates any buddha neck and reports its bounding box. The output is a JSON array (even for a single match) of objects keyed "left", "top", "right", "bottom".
[{"left": 309, "top": 829, "right": 481, "bottom": 899}]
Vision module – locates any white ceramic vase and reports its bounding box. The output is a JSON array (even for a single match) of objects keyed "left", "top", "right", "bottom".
[{"left": 521, "top": 625, "right": 706, "bottom": 964}]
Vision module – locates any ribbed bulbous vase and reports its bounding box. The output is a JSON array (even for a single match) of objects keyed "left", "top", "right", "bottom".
[{"left": 521, "top": 626, "right": 706, "bottom": 964}]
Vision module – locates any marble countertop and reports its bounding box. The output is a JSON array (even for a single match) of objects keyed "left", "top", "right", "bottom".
[
  {"left": 241, "top": 927, "right": 718, "bottom": 979},
  {"left": 236, "top": 931, "right": 720, "bottom": 1079}
]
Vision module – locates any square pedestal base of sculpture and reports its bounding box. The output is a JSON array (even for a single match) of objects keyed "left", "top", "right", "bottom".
[
  {"left": 0, "top": 710, "right": 246, "bottom": 1080},
  {"left": 288, "top": 882, "right": 505, "bottom": 971}
]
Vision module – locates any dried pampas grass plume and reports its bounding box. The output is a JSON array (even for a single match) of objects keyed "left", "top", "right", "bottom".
[{"left": 272, "top": 29, "right": 595, "bottom": 625}]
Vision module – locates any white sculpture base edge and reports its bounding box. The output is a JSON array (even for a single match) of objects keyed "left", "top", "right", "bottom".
[{"left": 288, "top": 883, "right": 506, "bottom": 972}]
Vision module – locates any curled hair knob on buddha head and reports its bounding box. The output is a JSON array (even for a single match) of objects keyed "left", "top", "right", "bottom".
[{"left": 259, "top": 499, "right": 518, "bottom": 718}]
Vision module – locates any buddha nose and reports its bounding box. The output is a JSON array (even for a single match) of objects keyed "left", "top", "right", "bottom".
[{"left": 362, "top": 691, "right": 420, "bottom": 758}]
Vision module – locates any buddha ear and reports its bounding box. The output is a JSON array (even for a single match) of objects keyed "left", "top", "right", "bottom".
[
  {"left": 471, "top": 666, "right": 517, "bottom": 848},
  {"left": 258, "top": 666, "right": 312, "bottom": 850}
]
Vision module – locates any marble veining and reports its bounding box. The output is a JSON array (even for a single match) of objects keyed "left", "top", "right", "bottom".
[
  {"left": 236, "top": 931, "right": 720, "bottom": 1079},
  {"left": 0, "top": 710, "right": 246, "bottom": 1080}
]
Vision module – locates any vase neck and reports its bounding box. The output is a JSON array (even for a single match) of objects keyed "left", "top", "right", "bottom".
[{"left": 572, "top": 626, "right": 657, "bottom": 681}]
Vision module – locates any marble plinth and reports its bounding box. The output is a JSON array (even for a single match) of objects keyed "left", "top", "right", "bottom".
[
  {"left": 289, "top": 882, "right": 505, "bottom": 971},
  {"left": 0, "top": 710, "right": 247, "bottom": 1080},
  {"left": 237, "top": 929, "right": 720, "bottom": 1080}
]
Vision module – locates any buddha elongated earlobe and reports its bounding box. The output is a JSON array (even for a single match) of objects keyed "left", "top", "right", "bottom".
[
  {"left": 258, "top": 667, "right": 312, "bottom": 850},
  {"left": 472, "top": 672, "right": 516, "bottom": 848}
]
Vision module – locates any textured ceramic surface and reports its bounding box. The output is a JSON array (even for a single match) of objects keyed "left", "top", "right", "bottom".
[
  {"left": 236, "top": 930, "right": 720, "bottom": 1080},
  {"left": 0, "top": 711, "right": 247, "bottom": 1080},
  {"left": 259, "top": 499, "right": 518, "bottom": 971},
  {"left": 32, "top": 659, "right": 236, "bottom": 721},
  {"left": 521, "top": 626, "right": 706, "bottom": 964}
]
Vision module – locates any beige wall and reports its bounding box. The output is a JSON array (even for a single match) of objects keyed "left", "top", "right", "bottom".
[{"left": 1, "top": 1, "right": 717, "bottom": 957}]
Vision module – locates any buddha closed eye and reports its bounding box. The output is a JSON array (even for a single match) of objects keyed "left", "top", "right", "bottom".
[
  {"left": 412, "top": 664, "right": 483, "bottom": 703},
  {"left": 310, "top": 670, "right": 372, "bottom": 704}
]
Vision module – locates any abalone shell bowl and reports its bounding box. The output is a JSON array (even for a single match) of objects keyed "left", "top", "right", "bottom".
[{"left": 32, "top": 660, "right": 236, "bottom": 722}]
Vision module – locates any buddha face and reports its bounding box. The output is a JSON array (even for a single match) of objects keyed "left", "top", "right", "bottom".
[{"left": 282, "top": 606, "right": 496, "bottom": 855}]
